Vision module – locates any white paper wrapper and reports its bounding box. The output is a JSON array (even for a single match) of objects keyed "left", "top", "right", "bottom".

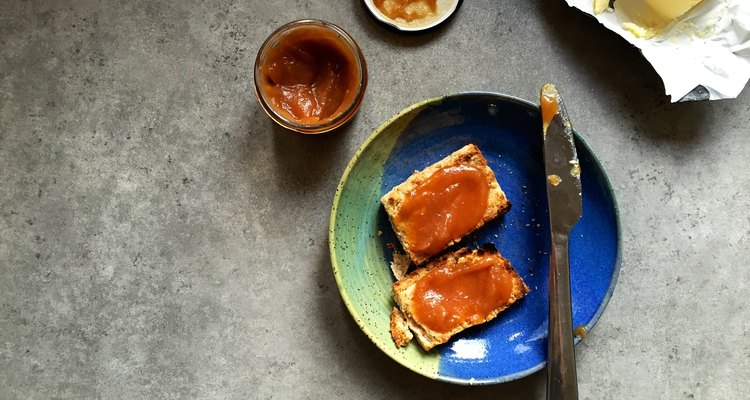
[{"left": 566, "top": 0, "right": 750, "bottom": 101}]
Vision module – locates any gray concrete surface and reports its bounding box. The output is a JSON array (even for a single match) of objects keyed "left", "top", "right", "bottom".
[{"left": 1, "top": 0, "right": 749, "bottom": 399}]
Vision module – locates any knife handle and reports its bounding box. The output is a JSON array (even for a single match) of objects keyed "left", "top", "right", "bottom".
[{"left": 546, "top": 233, "right": 579, "bottom": 400}]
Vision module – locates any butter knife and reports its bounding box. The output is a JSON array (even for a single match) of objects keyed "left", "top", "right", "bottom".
[{"left": 541, "top": 84, "right": 581, "bottom": 400}]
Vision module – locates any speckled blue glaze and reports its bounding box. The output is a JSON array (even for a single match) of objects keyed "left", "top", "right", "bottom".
[{"left": 378, "top": 93, "right": 620, "bottom": 384}]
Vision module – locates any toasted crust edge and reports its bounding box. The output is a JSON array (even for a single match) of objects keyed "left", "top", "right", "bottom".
[
  {"left": 390, "top": 307, "right": 413, "bottom": 347},
  {"left": 380, "top": 144, "right": 511, "bottom": 265}
]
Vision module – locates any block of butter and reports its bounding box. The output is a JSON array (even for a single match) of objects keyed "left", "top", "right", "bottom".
[
  {"left": 610, "top": 0, "right": 706, "bottom": 38},
  {"left": 566, "top": 0, "right": 750, "bottom": 102}
]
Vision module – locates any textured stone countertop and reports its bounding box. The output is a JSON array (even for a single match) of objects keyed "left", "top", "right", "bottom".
[{"left": 1, "top": 1, "right": 749, "bottom": 399}]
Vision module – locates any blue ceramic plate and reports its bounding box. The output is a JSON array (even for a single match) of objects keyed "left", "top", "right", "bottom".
[{"left": 329, "top": 92, "right": 621, "bottom": 384}]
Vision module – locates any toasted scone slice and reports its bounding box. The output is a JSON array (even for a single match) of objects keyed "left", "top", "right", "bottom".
[
  {"left": 391, "top": 246, "right": 529, "bottom": 351},
  {"left": 380, "top": 144, "right": 510, "bottom": 265}
]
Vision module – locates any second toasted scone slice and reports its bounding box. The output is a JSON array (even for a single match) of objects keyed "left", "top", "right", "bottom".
[
  {"left": 380, "top": 144, "right": 510, "bottom": 265},
  {"left": 392, "top": 246, "right": 529, "bottom": 351}
]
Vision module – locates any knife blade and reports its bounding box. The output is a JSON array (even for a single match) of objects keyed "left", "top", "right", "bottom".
[{"left": 541, "top": 83, "right": 582, "bottom": 400}]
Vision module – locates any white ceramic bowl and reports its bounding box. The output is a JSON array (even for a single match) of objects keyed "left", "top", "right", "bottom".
[{"left": 363, "top": 0, "right": 461, "bottom": 32}]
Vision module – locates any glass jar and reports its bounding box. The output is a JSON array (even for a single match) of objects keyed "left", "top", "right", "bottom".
[{"left": 254, "top": 20, "right": 368, "bottom": 134}]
